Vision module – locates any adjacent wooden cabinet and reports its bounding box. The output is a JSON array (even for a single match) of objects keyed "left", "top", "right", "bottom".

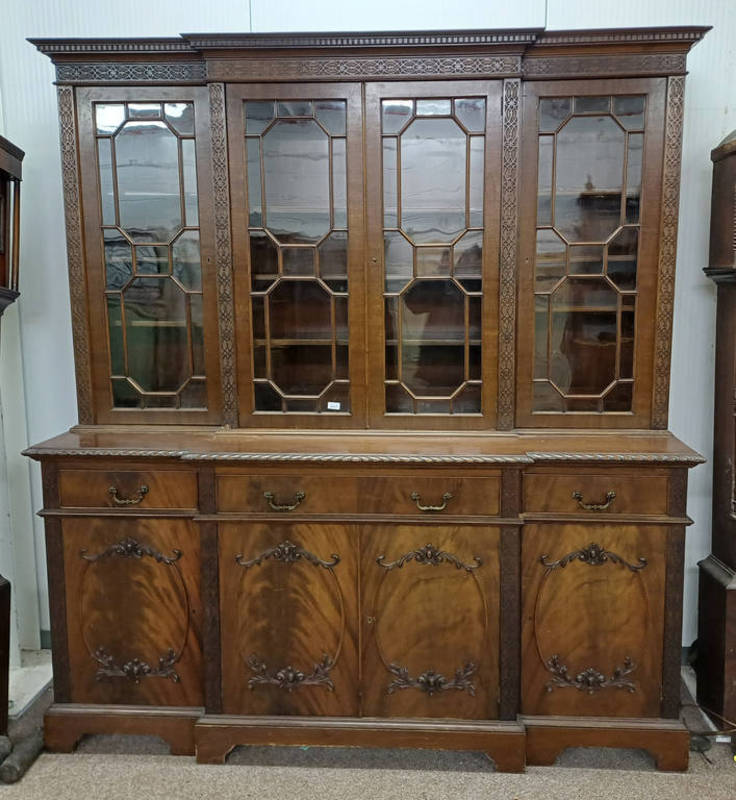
[{"left": 28, "top": 26, "right": 707, "bottom": 772}]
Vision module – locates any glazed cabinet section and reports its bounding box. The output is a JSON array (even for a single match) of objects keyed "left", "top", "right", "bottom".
[
  {"left": 60, "top": 516, "right": 203, "bottom": 706},
  {"left": 218, "top": 519, "right": 501, "bottom": 719},
  {"left": 521, "top": 523, "right": 667, "bottom": 717}
]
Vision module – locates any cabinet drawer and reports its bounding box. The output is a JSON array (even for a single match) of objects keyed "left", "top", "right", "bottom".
[
  {"left": 59, "top": 469, "right": 198, "bottom": 510},
  {"left": 523, "top": 472, "right": 668, "bottom": 516},
  {"left": 217, "top": 474, "right": 358, "bottom": 514},
  {"left": 359, "top": 476, "right": 501, "bottom": 516}
]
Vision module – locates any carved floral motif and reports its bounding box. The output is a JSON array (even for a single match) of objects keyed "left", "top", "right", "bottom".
[
  {"left": 246, "top": 653, "right": 335, "bottom": 691},
  {"left": 93, "top": 646, "right": 180, "bottom": 683},
  {"left": 376, "top": 543, "right": 481, "bottom": 572},
  {"left": 235, "top": 540, "right": 340, "bottom": 570},
  {"left": 387, "top": 662, "right": 477, "bottom": 696},
  {"left": 545, "top": 654, "right": 637, "bottom": 694},
  {"left": 540, "top": 542, "right": 647, "bottom": 572}
]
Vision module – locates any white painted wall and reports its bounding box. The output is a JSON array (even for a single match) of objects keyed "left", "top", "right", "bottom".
[{"left": 0, "top": 0, "right": 732, "bottom": 644}]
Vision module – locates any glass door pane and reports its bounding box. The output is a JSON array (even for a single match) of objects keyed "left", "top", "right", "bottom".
[
  {"left": 370, "top": 85, "right": 495, "bottom": 422},
  {"left": 243, "top": 98, "right": 352, "bottom": 415},
  {"left": 532, "top": 94, "right": 645, "bottom": 414},
  {"left": 93, "top": 100, "right": 207, "bottom": 410}
]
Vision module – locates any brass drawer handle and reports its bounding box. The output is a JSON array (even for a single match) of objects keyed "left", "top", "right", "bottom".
[
  {"left": 410, "top": 491, "right": 453, "bottom": 513},
  {"left": 264, "top": 490, "right": 305, "bottom": 512},
  {"left": 572, "top": 490, "right": 616, "bottom": 512},
  {"left": 108, "top": 485, "right": 149, "bottom": 506}
]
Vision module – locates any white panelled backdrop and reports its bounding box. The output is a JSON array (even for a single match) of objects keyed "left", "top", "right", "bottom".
[{"left": 0, "top": 0, "right": 733, "bottom": 648}]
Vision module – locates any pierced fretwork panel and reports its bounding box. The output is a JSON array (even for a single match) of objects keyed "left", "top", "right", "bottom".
[
  {"left": 382, "top": 98, "right": 486, "bottom": 415},
  {"left": 245, "top": 100, "right": 351, "bottom": 414},
  {"left": 95, "top": 101, "right": 206, "bottom": 410},
  {"left": 533, "top": 95, "right": 645, "bottom": 414}
]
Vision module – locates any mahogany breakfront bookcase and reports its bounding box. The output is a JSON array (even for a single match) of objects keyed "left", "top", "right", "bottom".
[{"left": 27, "top": 27, "right": 706, "bottom": 771}]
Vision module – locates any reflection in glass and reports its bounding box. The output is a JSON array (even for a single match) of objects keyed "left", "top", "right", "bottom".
[
  {"left": 107, "top": 295, "right": 124, "bottom": 374},
  {"left": 263, "top": 119, "right": 330, "bottom": 243},
  {"left": 269, "top": 280, "right": 332, "bottom": 340},
  {"left": 533, "top": 94, "right": 645, "bottom": 413},
  {"left": 416, "top": 99, "right": 451, "bottom": 116},
  {"left": 97, "top": 139, "right": 116, "bottom": 225},
  {"left": 535, "top": 229, "right": 566, "bottom": 292},
  {"left": 382, "top": 100, "right": 413, "bottom": 134},
  {"left": 165, "top": 103, "right": 195, "bottom": 136},
  {"left": 332, "top": 137, "right": 347, "bottom": 228},
  {"left": 401, "top": 117, "right": 466, "bottom": 243},
  {"left": 383, "top": 94, "right": 486, "bottom": 415},
  {"left": 246, "top": 98, "right": 352, "bottom": 412},
  {"left": 454, "top": 98, "right": 485, "bottom": 133},
  {"left": 626, "top": 133, "right": 643, "bottom": 224},
  {"left": 96, "top": 103, "right": 125, "bottom": 135},
  {"left": 282, "top": 247, "right": 315, "bottom": 276},
  {"left": 469, "top": 137, "right": 484, "bottom": 227},
  {"left": 554, "top": 115, "right": 625, "bottom": 242},
  {"left": 124, "top": 277, "right": 189, "bottom": 393},
  {"left": 172, "top": 231, "right": 202, "bottom": 290},
  {"left": 607, "top": 227, "right": 638, "bottom": 291},
  {"left": 104, "top": 228, "right": 132, "bottom": 290},
  {"left": 96, "top": 100, "right": 206, "bottom": 410},
  {"left": 116, "top": 121, "right": 181, "bottom": 243},
  {"left": 315, "top": 100, "right": 346, "bottom": 135},
  {"left": 181, "top": 139, "right": 198, "bottom": 227},
  {"left": 246, "top": 101, "right": 275, "bottom": 135},
  {"left": 613, "top": 96, "right": 645, "bottom": 130},
  {"left": 574, "top": 96, "right": 610, "bottom": 114},
  {"left": 383, "top": 138, "right": 398, "bottom": 228},
  {"left": 135, "top": 243, "right": 168, "bottom": 275},
  {"left": 539, "top": 97, "right": 571, "bottom": 133}
]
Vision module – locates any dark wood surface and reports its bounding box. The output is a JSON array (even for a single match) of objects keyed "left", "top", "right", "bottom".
[
  {"left": 360, "top": 524, "right": 500, "bottom": 719},
  {"left": 219, "top": 522, "right": 359, "bottom": 717},
  {"left": 521, "top": 523, "right": 667, "bottom": 718},
  {"left": 61, "top": 516, "right": 203, "bottom": 706},
  {"left": 45, "top": 704, "right": 202, "bottom": 755},
  {"left": 194, "top": 715, "right": 526, "bottom": 771},
  {"left": 521, "top": 715, "right": 689, "bottom": 771}
]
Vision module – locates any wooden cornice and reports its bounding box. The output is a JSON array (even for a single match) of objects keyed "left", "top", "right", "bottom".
[{"left": 29, "top": 27, "right": 710, "bottom": 84}]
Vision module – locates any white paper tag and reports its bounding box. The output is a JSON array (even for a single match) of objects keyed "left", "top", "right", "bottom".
[{"left": 327, "top": 401, "right": 341, "bottom": 411}]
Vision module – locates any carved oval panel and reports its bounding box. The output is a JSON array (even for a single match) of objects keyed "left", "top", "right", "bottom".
[
  {"left": 79, "top": 538, "right": 190, "bottom": 684},
  {"left": 234, "top": 534, "right": 345, "bottom": 695},
  {"left": 373, "top": 541, "right": 487, "bottom": 686}
]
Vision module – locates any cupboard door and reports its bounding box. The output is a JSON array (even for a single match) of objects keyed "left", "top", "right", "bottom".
[
  {"left": 361, "top": 525, "right": 500, "bottom": 719},
  {"left": 365, "top": 81, "right": 502, "bottom": 429},
  {"left": 76, "top": 86, "right": 222, "bottom": 424},
  {"left": 521, "top": 524, "right": 666, "bottom": 717},
  {"left": 227, "top": 83, "right": 366, "bottom": 427},
  {"left": 219, "top": 522, "right": 359, "bottom": 716},
  {"left": 516, "top": 79, "right": 667, "bottom": 427},
  {"left": 62, "top": 517, "right": 203, "bottom": 706}
]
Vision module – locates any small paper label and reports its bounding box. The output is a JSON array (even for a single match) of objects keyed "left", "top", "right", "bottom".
[{"left": 327, "top": 401, "right": 341, "bottom": 411}]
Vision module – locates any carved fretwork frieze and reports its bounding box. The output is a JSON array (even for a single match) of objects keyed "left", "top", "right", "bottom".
[
  {"left": 57, "top": 86, "right": 93, "bottom": 424},
  {"left": 80, "top": 537, "right": 182, "bottom": 565},
  {"left": 235, "top": 540, "right": 340, "bottom": 570},
  {"left": 376, "top": 543, "right": 481, "bottom": 572},
  {"left": 540, "top": 542, "right": 647, "bottom": 573},
  {"left": 93, "top": 646, "right": 181, "bottom": 683},
  {"left": 246, "top": 653, "right": 335, "bottom": 692},
  {"left": 208, "top": 82, "right": 238, "bottom": 427},
  {"left": 497, "top": 78, "right": 521, "bottom": 430},
  {"left": 55, "top": 61, "right": 205, "bottom": 83},
  {"left": 523, "top": 52, "right": 687, "bottom": 79},
  {"left": 386, "top": 662, "right": 477, "bottom": 696},
  {"left": 652, "top": 75, "right": 686, "bottom": 429},
  {"left": 206, "top": 54, "right": 521, "bottom": 82},
  {"left": 545, "top": 654, "right": 637, "bottom": 694}
]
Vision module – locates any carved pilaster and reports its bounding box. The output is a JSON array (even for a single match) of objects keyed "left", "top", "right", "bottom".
[
  {"left": 57, "top": 86, "right": 93, "bottom": 424},
  {"left": 652, "top": 75, "right": 686, "bottom": 429},
  {"left": 498, "top": 78, "right": 520, "bottom": 429},
  {"left": 209, "top": 83, "right": 238, "bottom": 427}
]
